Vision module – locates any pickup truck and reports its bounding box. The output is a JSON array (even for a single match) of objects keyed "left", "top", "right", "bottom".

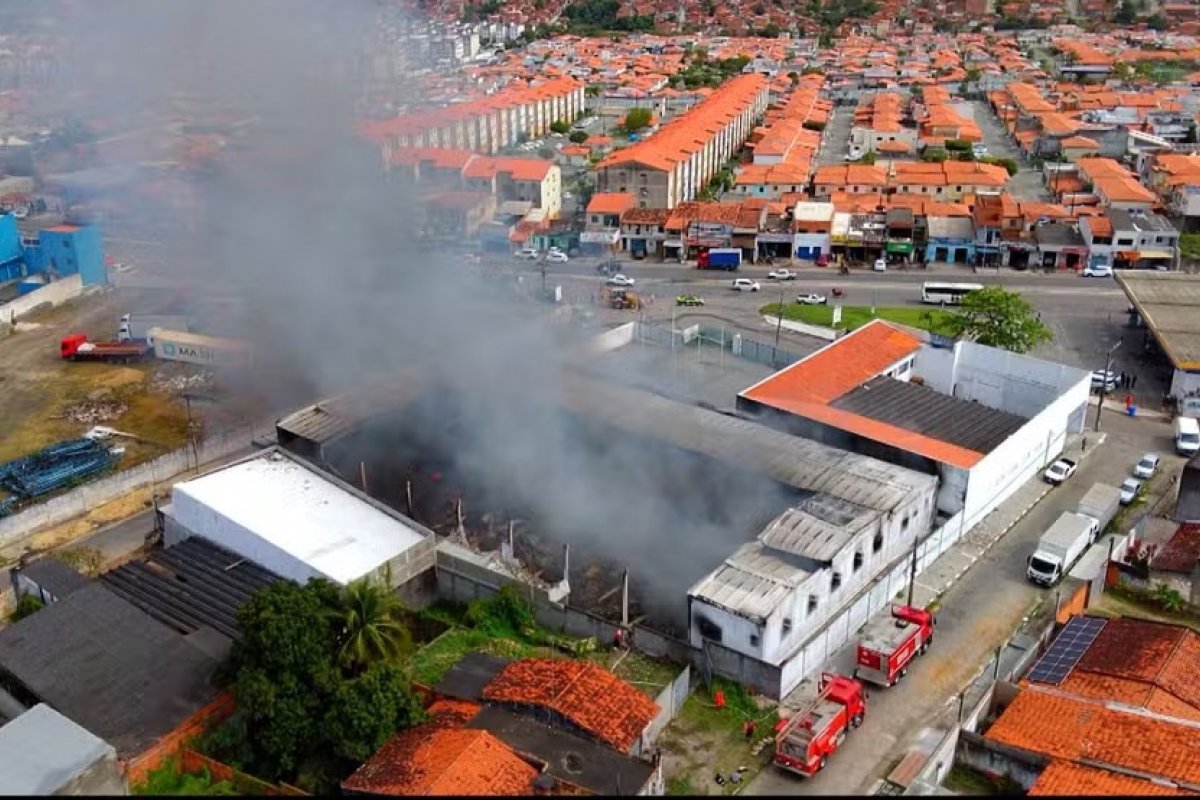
[{"left": 1043, "top": 458, "right": 1077, "bottom": 486}]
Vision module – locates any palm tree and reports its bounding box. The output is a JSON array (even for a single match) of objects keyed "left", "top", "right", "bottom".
[{"left": 328, "top": 578, "right": 413, "bottom": 673}]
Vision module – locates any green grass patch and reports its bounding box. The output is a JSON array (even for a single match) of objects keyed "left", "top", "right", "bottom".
[
  {"left": 587, "top": 650, "right": 682, "bottom": 698},
  {"left": 660, "top": 678, "right": 779, "bottom": 795},
  {"left": 667, "top": 774, "right": 696, "bottom": 795},
  {"left": 1093, "top": 585, "right": 1200, "bottom": 634},
  {"left": 411, "top": 627, "right": 548, "bottom": 686},
  {"left": 134, "top": 759, "right": 238, "bottom": 796},
  {"left": 762, "top": 302, "right": 956, "bottom": 333},
  {"left": 945, "top": 764, "right": 1005, "bottom": 795}
]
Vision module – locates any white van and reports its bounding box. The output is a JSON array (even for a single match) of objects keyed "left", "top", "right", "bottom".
[{"left": 1176, "top": 416, "right": 1200, "bottom": 456}]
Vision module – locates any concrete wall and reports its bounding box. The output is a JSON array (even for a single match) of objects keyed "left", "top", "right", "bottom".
[
  {"left": 645, "top": 667, "right": 690, "bottom": 745},
  {"left": 761, "top": 314, "right": 839, "bottom": 341},
  {"left": 955, "top": 731, "right": 1047, "bottom": 791},
  {"left": 57, "top": 751, "right": 128, "bottom": 796},
  {"left": 0, "top": 273, "right": 83, "bottom": 324},
  {"left": 0, "top": 425, "right": 258, "bottom": 549}
]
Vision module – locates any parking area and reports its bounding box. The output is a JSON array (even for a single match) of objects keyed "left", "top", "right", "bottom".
[{"left": 956, "top": 100, "right": 1050, "bottom": 201}]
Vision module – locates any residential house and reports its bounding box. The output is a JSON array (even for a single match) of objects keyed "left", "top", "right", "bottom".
[
  {"left": 891, "top": 161, "right": 1009, "bottom": 203},
  {"left": 463, "top": 157, "right": 563, "bottom": 220},
  {"left": 981, "top": 616, "right": 1200, "bottom": 795},
  {"left": 421, "top": 191, "right": 497, "bottom": 240},
  {"left": 972, "top": 192, "right": 1023, "bottom": 268},
  {"left": 1034, "top": 222, "right": 1089, "bottom": 271},
  {"left": 596, "top": 75, "right": 770, "bottom": 209},
  {"left": 1148, "top": 152, "right": 1200, "bottom": 232},
  {"left": 619, "top": 207, "right": 670, "bottom": 260},
  {"left": 1076, "top": 157, "right": 1157, "bottom": 212},
  {"left": 1078, "top": 214, "right": 1114, "bottom": 271},
  {"left": 1108, "top": 208, "right": 1179, "bottom": 270},
  {"left": 924, "top": 214, "right": 975, "bottom": 264},
  {"left": 1146, "top": 523, "right": 1200, "bottom": 607},
  {"left": 885, "top": 207, "right": 916, "bottom": 264},
  {"left": 792, "top": 201, "right": 835, "bottom": 262},
  {"left": 850, "top": 92, "right": 919, "bottom": 154},
  {"left": 581, "top": 193, "right": 635, "bottom": 254},
  {"left": 1059, "top": 135, "right": 1101, "bottom": 163},
  {"left": 811, "top": 164, "right": 889, "bottom": 199}
]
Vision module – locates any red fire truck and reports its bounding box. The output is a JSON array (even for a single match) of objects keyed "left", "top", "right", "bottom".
[
  {"left": 774, "top": 673, "right": 867, "bottom": 778},
  {"left": 854, "top": 605, "right": 936, "bottom": 688}
]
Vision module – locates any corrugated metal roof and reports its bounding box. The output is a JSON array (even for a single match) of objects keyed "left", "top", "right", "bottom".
[
  {"left": 688, "top": 541, "right": 809, "bottom": 622},
  {"left": 275, "top": 371, "right": 424, "bottom": 448},
  {"left": 1116, "top": 271, "right": 1200, "bottom": 370},
  {"left": 757, "top": 495, "right": 878, "bottom": 563},
  {"left": 561, "top": 373, "right": 935, "bottom": 515},
  {"left": 831, "top": 376, "right": 1028, "bottom": 455}
]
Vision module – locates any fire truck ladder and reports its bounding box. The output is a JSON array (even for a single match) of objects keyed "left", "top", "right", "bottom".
[{"left": 776, "top": 675, "right": 837, "bottom": 744}]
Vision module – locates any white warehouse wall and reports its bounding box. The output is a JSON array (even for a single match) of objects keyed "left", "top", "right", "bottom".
[{"left": 953, "top": 341, "right": 1090, "bottom": 417}]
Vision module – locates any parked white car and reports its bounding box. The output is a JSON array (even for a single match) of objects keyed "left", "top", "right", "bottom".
[
  {"left": 546, "top": 250, "right": 569, "bottom": 263},
  {"left": 797, "top": 292, "right": 828, "bottom": 305},
  {"left": 873, "top": 258, "right": 887, "bottom": 272},
  {"left": 1043, "top": 457, "right": 1078, "bottom": 485},
  {"left": 1133, "top": 452, "right": 1161, "bottom": 479},
  {"left": 731, "top": 278, "right": 761, "bottom": 292},
  {"left": 1119, "top": 477, "right": 1142, "bottom": 505},
  {"left": 607, "top": 274, "right": 636, "bottom": 287},
  {"left": 768, "top": 269, "right": 797, "bottom": 280},
  {"left": 515, "top": 248, "right": 539, "bottom": 260},
  {"left": 845, "top": 147, "right": 864, "bottom": 161},
  {"left": 1083, "top": 263, "right": 1113, "bottom": 278}
]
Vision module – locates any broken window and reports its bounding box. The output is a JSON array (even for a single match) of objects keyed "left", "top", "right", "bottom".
[
  {"left": 696, "top": 616, "right": 723, "bottom": 643},
  {"left": 873, "top": 531, "right": 884, "bottom": 553},
  {"left": 782, "top": 618, "right": 792, "bottom": 635},
  {"left": 902, "top": 515, "right": 910, "bottom": 531},
  {"left": 853, "top": 550, "right": 864, "bottom": 571},
  {"left": 808, "top": 594, "right": 818, "bottom": 614},
  {"left": 832, "top": 572, "right": 842, "bottom": 591},
  {"left": 749, "top": 633, "right": 760, "bottom": 648}
]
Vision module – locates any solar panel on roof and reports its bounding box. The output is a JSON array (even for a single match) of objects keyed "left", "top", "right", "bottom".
[{"left": 1026, "top": 616, "right": 1107, "bottom": 686}]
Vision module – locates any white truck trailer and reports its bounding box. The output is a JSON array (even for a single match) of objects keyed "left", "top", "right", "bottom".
[
  {"left": 1075, "top": 483, "right": 1121, "bottom": 533},
  {"left": 147, "top": 328, "right": 250, "bottom": 368},
  {"left": 1026, "top": 511, "right": 1099, "bottom": 587}
]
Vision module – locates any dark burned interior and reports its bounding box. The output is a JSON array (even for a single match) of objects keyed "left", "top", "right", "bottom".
[{"left": 318, "top": 386, "right": 805, "bottom": 634}]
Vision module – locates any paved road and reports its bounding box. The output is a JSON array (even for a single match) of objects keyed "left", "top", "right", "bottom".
[
  {"left": 747, "top": 407, "right": 1180, "bottom": 796},
  {"left": 816, "top": 105, "right": 852, "bottom": 167}
]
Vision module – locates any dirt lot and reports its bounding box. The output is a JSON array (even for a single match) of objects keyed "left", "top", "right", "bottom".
[{"left": 0, "top": 285, "right": 263, "bottom": 471}]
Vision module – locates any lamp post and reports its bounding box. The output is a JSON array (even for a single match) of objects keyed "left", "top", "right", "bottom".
[
  {"left": 1094, "top": 338, "right": 1123, "bottom": 432},
  {"left": 772, "top": 285, "right": 785, "bottom": 365}
]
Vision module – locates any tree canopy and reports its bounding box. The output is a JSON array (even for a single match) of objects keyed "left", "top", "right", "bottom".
[
  {"left": 623, "top": 106, "right": 653, "bottom": 132},
  {"left": 202, "top": 578, "right": 423, "bottom": 793},
  {"left": 930, "top": 286, "right": 1052, "bottom": 353}
]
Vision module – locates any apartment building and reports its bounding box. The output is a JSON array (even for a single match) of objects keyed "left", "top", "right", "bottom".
[
  {"left": 385, "top": 147, "right": 562, "bottom": 219},
  {"left": 360, "top": 77, "right": 585, "bottom": 159},
  {"left": 595, "top": 74, "right": 770, "bottom": 209}
]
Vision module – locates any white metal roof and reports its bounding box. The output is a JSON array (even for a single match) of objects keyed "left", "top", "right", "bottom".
[
  {"left": 171, "top": 450, "right": 426, "bottom": 585},
  {"left": 0, "top": 704, "right": 115, "bottom": 795},
  {"left": 758, "top": 495, "right": 879, "bottom": 563},
  {"left": 688, "top": 541, "right": 809, "bottom": 623}
]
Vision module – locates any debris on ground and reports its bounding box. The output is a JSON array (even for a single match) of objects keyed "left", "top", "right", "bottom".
[
  {"left": 63, "top": 399, "right": 128, "bottom": 425},
  {"left": 152, "top": 370, "right": 214, "bottom": 394}
]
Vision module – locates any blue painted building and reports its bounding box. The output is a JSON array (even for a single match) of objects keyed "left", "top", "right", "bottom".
[
  {"left": 0, "top": 215, "right": 24, "bottom": 282},
  {"left": 924, "top": 216, "right": 976, "bottom": 265},
  {"left": 21, "top": 224, "right": 107, "bottom": 286}
]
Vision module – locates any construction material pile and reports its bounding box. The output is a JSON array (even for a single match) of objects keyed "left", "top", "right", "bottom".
[{"left": 0, "top": 438, "right": 120, "bottom": 516}]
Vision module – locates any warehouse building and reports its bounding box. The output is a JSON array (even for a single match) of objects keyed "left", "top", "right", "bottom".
[
  {"left": 738, "top": 320, "right": 1090, "bottom": 535},
  {"left": 1116, "top": 270, "right": 1200, "bottom": 410},
  {"left": 162, "top": 446, "right": 437, "bottom": 591}
]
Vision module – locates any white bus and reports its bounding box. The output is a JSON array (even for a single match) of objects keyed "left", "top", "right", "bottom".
[{"left": 921, "top": 282, "right": 984, "bottom": 305}]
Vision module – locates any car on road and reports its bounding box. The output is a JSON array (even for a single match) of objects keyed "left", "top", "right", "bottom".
[
  {"left": 1083, "top": 263, "right": 1113, "bottom": 278},
  {"left": 675, "top": 294, "right": 705, "bottom": 306},
  {"left": 872, "top": 258, "right": 887, "bottom": 272},
  {"left": 1133, "top": 452, "right": 1161, "bottom": 479},
  {"left": 797, "top": 292, "right": 828, "bottom": 305},
  {"left": 1091, "top": 369, "right": 1118, "bottom": 393},
  {"left": 972, "top": 144, "right": 988, "bottom": 157},
  {"left": 845, "top": 147, "right": 863, "bottom": 161},
  {"left": 731, "top": 278, "right": 761, "bottom": 292},
  {"left": 546, "top": 250, "right": 569, "bottom": 263},
  {"left": 1043, "top": 458, "right": 1078, "bottom": 485},
  {"left": 768, "top": 269, "right": 797, "bottom": 280},
  {"left": 515, "top": 248, "right": 539, "bottom": 260},
  {"left": 1119, "top": 477, "right": 1142, "bottom": 506},
  {"left": 607, "top": 273, "right": 636, "bottom": 287}
]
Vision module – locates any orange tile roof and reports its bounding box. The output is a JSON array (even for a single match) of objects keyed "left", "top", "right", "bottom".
[
  {"left": 342, "top": 727, "right": 537, "bottom": 796},
  {"left": 1030, "top": 760, "right": 1195, "bottom": 796},
  {"left": 482, "top": 658, "right": 658, "bottom": 752},
  {"left": 587, "top": 192, "right": 637, "bottom": 215},
  {"left": 1086, "top": 215, "right": 1113, "bottom": 237},
  {"left": 986, "top": 688, "right": 1200, "bottom": 787}
]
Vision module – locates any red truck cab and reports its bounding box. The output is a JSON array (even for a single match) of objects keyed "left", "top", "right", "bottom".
[
  {"left": 60, "top": 333, "right": 150, "bottom": 363},
  {"left": 60, "top": 333, "right": 88, "bottom": 359},
  {"left": 855, "top": 605, "right": 936, "bottom": 688},
  {"left": 774, "top": 673, "right": 866, "bottom": 778}
]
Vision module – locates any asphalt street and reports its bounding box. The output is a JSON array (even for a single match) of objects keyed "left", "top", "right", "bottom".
[{"left": 747, "top": 407, "right": 1182, "bottom": 796}]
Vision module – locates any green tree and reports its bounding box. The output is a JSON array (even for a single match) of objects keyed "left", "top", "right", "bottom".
[
  {"left": 623, "top": 106, "right": 653, "bottom": 132},
  {"left": 569, "top": 130, "right": 589, "bottom": 143},
  {"left": 330, "top": 578, "right": 413, "bottom": 673},
  {"left": 549, "top": 119, "right": 571, "bottom": 135},
  {"left": 1147, "top": 12, "right": 1169, "bottom": 29},
  {"left": 935, "top": 286, "right": 1052, "bottom": 353},
  {"left": 322, "top": 662, "right": 425, "bottom": 764},
  {"left": 1179, "top": 232, "right": 1200, "bottom": 260},
  {"left": 1153, "top": 582, "right": 1185, "bottom": 612}
]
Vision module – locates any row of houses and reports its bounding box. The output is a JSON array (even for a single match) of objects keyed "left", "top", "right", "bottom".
[{"left": 585, "top": 191, "right": 1180, "bottom": 268}]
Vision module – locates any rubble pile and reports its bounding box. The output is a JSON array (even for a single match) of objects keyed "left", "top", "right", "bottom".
[
  {"left": 63, "top": 400, "right": 128, "bottom": 425},
  {"left": 152, "top": 371, "right": 214, "bottom": 394}
]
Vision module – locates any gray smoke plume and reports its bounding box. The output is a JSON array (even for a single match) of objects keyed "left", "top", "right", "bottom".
[{"left": 40, "top": 0, "right": 798, "bottom": 627}]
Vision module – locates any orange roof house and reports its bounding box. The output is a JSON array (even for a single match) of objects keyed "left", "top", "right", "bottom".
[
  {"left": 586, "top": 192, "right": 636, "bottom": 216},
  {"left": 482, "top": 659, "right": 660, "bottom": 753}
]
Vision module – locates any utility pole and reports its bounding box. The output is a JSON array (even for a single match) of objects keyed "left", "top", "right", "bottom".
[
  {"left": 1094, "top": 338, "right": 1123, "bottom": 432},
  {"left": 772, "top": 285, "right": 785, "bottom": 365}
]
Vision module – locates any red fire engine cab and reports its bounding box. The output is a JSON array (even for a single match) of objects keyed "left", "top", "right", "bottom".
[{"left": 774, "top": 673, "right": 867, "bottom": 778}]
